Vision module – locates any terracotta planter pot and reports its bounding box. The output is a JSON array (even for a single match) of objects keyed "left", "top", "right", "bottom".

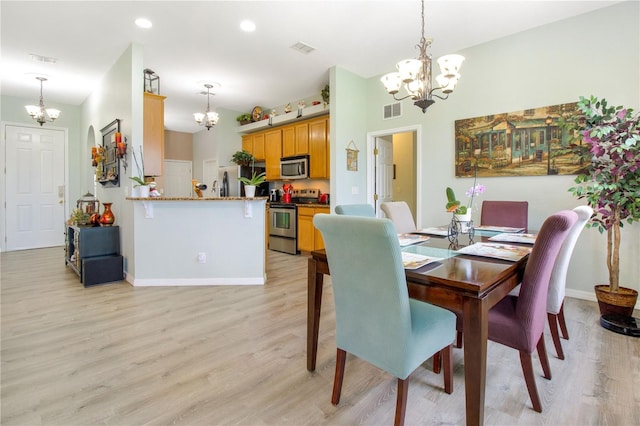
[{"left": 594, "top": 285, "right": 638, "bottom": 317}]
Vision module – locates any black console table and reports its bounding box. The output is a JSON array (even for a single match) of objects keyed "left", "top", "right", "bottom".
[{"left": 65, "top": 225, "right": 123, "bottom": 286}]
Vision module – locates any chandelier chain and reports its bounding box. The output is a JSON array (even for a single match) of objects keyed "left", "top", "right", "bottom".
[{"left": 420, "top": 0, "right": 426, "bottom": 45}]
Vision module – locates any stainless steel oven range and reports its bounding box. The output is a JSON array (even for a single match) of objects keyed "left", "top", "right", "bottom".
[{"left": 269, "top": 202, "right": 297, "bottom": 255}]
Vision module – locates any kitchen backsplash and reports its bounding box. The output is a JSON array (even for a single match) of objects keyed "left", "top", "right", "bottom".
[{"left": 270, "top": 179, "right": 329, "bottom": 195}]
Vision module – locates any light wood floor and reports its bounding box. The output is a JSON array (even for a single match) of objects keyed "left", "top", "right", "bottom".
[{"left": 1, "top": 247, "right": 639, "bottom": 426}]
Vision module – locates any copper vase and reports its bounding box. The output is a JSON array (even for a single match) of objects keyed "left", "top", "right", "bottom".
[{"left": 99, "top": 202, "right": 115, "bottom": 226}]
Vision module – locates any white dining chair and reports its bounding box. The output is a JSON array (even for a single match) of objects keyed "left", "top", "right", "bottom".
[{"left": 380, "top": 202, "right": 417, "bottom": 234}]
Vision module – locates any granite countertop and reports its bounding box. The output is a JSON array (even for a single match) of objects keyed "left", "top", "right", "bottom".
[{"left": 127, "top": 196, "right": 269, "bottom": 201}]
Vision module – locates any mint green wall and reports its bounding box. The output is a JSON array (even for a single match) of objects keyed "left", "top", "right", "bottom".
[
  {"left": 80, "top": 42, "right": 142, "bottom": 277},
  {"left": 330, "top": 67, "right": 368, "bottom": 206},
  {"left": 192, "top": 107, "right": 242, "bottom": 183},
  {"left": 358, "top": 1, "right": 639, "bottom": 300}
]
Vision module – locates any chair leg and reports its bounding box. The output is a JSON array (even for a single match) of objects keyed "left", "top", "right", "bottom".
[
  {"left": 442, "top": 345, "right": 453, "bottom": 394},
  {"left": 394, "top": 378, "right": 409, "bottom": 426},
  {"left": 519, "top": 351, "right": 542, "bottom": 413},
  {"left": 547, "top": 312, "right": 565, "bottom": 360},
  {"left": 536, "top": 336, "right": 552, "bottom": 380},
  {"left": 331, "top": 348, "right": 347, "bottom": 405},
  {"left": 455, "top": 330, "right": 463, "bottom": 348},
  {"left": 557, "top": 302, "right": 569, "bottom": 340},
  {"left": 432, "top": 351, "right": 441, "bottom": 374}
]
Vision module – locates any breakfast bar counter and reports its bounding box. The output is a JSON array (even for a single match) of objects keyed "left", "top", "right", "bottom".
[{"left": 126, "top": 197, "right": 267, "bottom": 286}]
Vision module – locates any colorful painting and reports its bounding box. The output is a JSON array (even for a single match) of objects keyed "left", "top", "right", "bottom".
[{"left": 454, "top": 102, "right": 585, "bottom": 177}]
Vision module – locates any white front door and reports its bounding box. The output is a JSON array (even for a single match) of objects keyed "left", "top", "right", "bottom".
[
  {"left": 163, "top": 160, "right": 192, "bottom": 197},
  {"left": 375, "top": 136, "right": 394, "bottom": 214},
  {"left": 5, "top": 125, "right": 66, "bottom": 250}
]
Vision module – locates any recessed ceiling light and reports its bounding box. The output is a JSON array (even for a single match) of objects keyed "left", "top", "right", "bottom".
[
  {"left": 135, "top": 18, "right": 152, "bottom": 29},
  {"left": 240, "top": 20, "right": 256, "bottom": 32}
]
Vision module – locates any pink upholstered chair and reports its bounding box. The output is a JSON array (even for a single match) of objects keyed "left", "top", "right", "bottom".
[
  {"left": 487, "top": 210, "right": 578, "bottom": 412},
  {"left": 481, "top": 200, "right": 529, "bottom": 229},
  {"left": 509, "top": 205, "right": 593, "bottom": 360}
]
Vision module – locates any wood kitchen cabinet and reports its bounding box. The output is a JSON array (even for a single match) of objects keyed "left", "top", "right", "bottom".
[
  {"left": 242, "top": 133, "right": 266, "bottom": 161},
  {"left": 143, "top": 92, "right": 166, "bottom": 177},
  {"left": 264, "top": 129, "right": 282, "bottom": 180},
  {"left": 297, "top": 206, "right": 329, "bottom": 252},
  {"left": 309, "top": 117, "right": 329, "bottom": 179},
  {"left": 240, "top": 113, "right": 328, "bottom": 181},
  {"left": 281, "top": 122, "right": 309, "bottom": 157}
]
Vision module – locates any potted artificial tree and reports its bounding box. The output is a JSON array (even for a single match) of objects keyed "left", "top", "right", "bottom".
[{"left": 569, "top": 95, "right": 640, "bottom": 320}]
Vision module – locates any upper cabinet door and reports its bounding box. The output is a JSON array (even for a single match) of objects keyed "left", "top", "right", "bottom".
[
  {"left": 143, "top": 93, "right": 166, "bottom": 177},
  {"left": 309, "top": 117, "right": 329, "bottom": 179}
]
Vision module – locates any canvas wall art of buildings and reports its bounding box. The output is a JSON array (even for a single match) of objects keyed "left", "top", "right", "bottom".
[{"left": 454, "top": 102, "right": 584, "bottom": 177}]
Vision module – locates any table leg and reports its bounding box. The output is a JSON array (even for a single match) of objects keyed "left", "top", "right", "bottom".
[
  {"left": 462, "top": 297, "right": 488, "bottom": 426},
  {"left": 307, "top": 256, "right": 324, "bottom": 371}
]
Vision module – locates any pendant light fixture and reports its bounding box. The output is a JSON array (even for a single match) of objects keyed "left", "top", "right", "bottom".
[
  {"left": 25, "top": 76, "right": 61, "bottom": 126},
  {"left": 380, "top": 0, "right": 464, "bottom": 113},
  {"left": 193, "top": 83, "right": 220, "bottom": 130}
]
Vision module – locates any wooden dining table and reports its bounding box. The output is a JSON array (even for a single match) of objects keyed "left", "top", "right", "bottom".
[{"left": 306, "top": 233, "right": 530, "bottom": 426}]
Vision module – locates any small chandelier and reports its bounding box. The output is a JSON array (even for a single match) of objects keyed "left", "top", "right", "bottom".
[
  {"left": 25, "top": 76, "right": 61, "bottom": 126},
  {"left": 193, "top": 83, "right": 220, "bottom": 130},
  {"left": 380, "top": 0, "right": 464, "bottom": 113}
]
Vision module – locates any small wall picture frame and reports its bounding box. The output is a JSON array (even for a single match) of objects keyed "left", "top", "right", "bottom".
[{"left": 346, "top": 140, "right": 359, "bottom": 171}]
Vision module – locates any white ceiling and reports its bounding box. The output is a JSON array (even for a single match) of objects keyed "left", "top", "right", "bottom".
[{"left": 1, "top": 1, "right": 621, "bottom": 133}]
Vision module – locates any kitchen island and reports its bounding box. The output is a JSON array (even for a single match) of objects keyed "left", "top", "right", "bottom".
[{"left": 126, "top": 197, "right": 267, "bottom": 286}]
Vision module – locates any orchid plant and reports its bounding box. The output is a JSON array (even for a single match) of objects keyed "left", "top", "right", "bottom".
[{"left": 446, "top": 183, "right": 486, "bottom": 215}]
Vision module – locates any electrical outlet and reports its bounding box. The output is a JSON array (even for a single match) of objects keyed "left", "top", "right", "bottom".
[
  {"left": 351, "top": 186, "right": 359, "bottom": 195},
  {"left": 197, "top": 252, "right": 206, "bottom": 263}
]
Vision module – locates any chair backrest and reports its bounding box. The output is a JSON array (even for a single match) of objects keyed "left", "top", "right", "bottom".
[
  {"left": 514, "top": 210, "right": 578, "bottom": 352},
  {"left": 380, "top": 201, "right": 417, "bottom": 233},
  {"left": 335, "top": 204, "right": 376, "bottom": 217},
  {"left": 313, "top": 214, "right": 413, "bottom": 376},
  {"left": 481, "top": 200, "right": 529, "bottom": 229},
  {"left": 546, "top": 205, "right": 593, "bottom": 314}
]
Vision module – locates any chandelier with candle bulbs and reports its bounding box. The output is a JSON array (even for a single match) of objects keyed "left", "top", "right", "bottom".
[
  {"left": 193, "top": 83, "right": 220, "bottom": 130},
  {"left": 380, "top": 0, "right": 464, "bottom": 113},
  {"left": 25, "top": 76, "right": 61, "bottom": 126}
]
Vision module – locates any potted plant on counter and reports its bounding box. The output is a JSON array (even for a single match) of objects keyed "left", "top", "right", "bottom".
[
  {"left": 129, "top": 147, "right": 150, "bottom": 197},
  {"left": 238, "top": 171, "right": 266, "bottom": 198},
  {"left": 569, "top": 95, "right": 640, "bottom": 319}
]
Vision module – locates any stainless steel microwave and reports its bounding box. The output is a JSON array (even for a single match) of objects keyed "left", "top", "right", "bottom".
[{"left": 280, "top": 155, "right": 309, "bottom": 180}]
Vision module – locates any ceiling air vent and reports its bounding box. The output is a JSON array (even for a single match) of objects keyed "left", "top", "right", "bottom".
[
  {"left": 290, "top": 41, "right": 315, "bottom": 54},
  {"left": 383, "top": 102, "right": 402, "bottom": 119}
]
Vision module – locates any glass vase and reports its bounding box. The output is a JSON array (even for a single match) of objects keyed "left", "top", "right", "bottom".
[{"left": 99, "top": 202, "right": 115, "bottom": 226}]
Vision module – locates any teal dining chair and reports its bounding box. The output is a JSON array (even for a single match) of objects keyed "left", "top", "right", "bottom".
[
  {"left": 335, "top": 203, "right": 376, "bottom": 217},
  {"left": 313, "top": 214, "right": 455, "bottom": 426}
]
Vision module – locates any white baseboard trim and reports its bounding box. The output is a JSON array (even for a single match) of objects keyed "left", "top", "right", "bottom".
[{"left": 124, "top": 273, "right": 264, "bottom": 286}]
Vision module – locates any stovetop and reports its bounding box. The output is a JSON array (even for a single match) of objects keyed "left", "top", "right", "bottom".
[{"left": 292, "top": 188, "right": 321, "bottom": 204}]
